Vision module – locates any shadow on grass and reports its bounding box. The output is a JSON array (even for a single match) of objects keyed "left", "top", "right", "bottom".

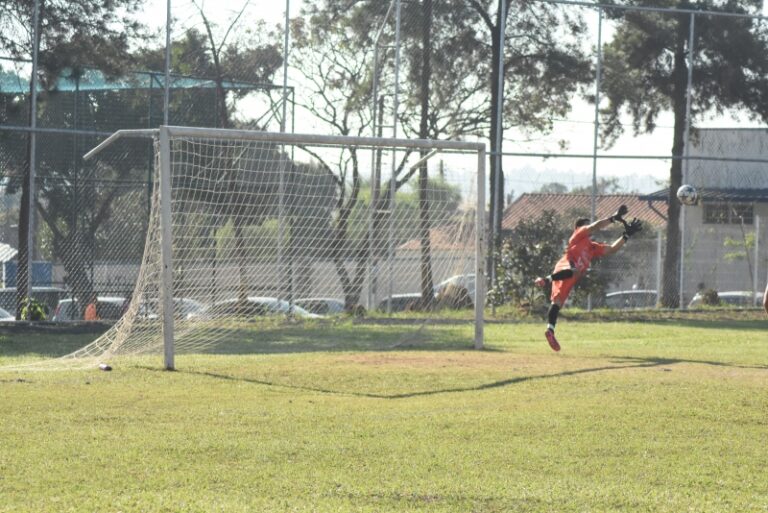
[
  {"left": 0, "top": 320, "right": 484, "bottom": 363},
  {"left": 188, "top": 321, "right": 489, "bottom": 356},
  {"left": 638, "top": 318, "right": 768, "bottom": 332},
  {"left": 164, "top": 354, "right": 768, "bottom": 400},
  {"left": 559, "top": 309, "right": 768, "bottom": 332},
  {"left": 0, "top": 332, "right": 103, "bottom": 359}
]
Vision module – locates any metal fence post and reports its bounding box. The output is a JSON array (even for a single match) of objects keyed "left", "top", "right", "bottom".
[
  {"left": 590, "top": 7, "right": 603, "bottom": 222},
  {"left": 754, "top": 214, "right": 760, "bottom": 305},
  {"left": 164, "top": 0, "right": 171, "bottom": 125},
  {"left": 26, "top": 0, "right": 41, "bottom": 316},
  {"left": 679, "top": 12, "right": 696, "bottom": 308}
]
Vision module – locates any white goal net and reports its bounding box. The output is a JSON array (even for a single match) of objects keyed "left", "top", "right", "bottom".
[{"left": 11, "top": 127, "right": 485, "bottom": 370}]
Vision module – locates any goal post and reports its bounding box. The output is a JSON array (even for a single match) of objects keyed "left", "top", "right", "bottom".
[
  {"left": 82, "top": 126, "right": 486, "bottom": 369},
  {"left": 158, "top": 127, "right": 175, "bottom": 370}
]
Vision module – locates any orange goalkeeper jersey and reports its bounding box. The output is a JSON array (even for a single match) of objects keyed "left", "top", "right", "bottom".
[{"left": 554, "top": 226, "right": 608, "bottom": 274}]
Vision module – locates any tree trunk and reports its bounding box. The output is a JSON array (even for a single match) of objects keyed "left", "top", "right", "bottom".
[
  {"left": 62, "top": 235, "right": 94, "bottom": 319},
  {"left": 16, "top": 137, "right": 31, "bottom": 319},
  {"left": 661, "top": 17, "right": 690, "bottom": 308},
  {"left": 417, "top": 0, "right": 435, "bottom": 310},
  {"left": 488, "top": 2, "right": 506, "bottom": 273}
]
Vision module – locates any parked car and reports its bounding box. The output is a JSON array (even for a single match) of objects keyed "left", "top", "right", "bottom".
[
  {"left": 604, "top": 290, "right": 658, "bottom": 309},
  {"left": 52, "top": 296, "right": 127, "bottom": 321},
  {"left": 202, "top": 297, "right": 322, "bottom": 319},
  {"left": 434, "top": 274, "right": 476, "bottom": 299},
  {"left": 137, "top": 298, "right": 207, "bottom": 320},
  {"left": 688, "top": 290, "right": 762, "bottom": 308},
  {"left": 376, "top": 274, "right": 476, "bottom": 313},
  {"left": 0, "top": 287, "right": 67, "bottom": 318},
  {"left": 376, "top": 293, "right": 423, "bottom": 312},
  {"left": 0, "top": 306, "right": 15, "bottom": 321},
  {"left": 294, "top": 297, "right": 346, "bottom": 316}
]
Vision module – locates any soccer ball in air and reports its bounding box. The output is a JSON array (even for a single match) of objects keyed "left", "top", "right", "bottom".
[{"left": 676, "top": 184, "right": 698, "bottom": 206}]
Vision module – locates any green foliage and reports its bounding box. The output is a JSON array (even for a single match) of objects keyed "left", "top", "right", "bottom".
[
  {"left": 0, "top": 0, "right": 146, "bottom": 82},
  {"left": 488, "top": 210, "right": 570, "bottom": 308},
  {"left": 535, "top": 182, "right": 569, "bottom": 194},
  {"left": 138, "top": 27, "right": 283, "bottom": 116},
  {"left": 724, "top": 233, "right": 754, "bottom": 262},
  {"left": 601, "top": 1, "right": 768, "bottom": 146},
  {"left": 301, "top": 0, "right": 591, "bottom": 139},
  {"left": 19, "top": 297, "right": 47, "bottom": 321}
]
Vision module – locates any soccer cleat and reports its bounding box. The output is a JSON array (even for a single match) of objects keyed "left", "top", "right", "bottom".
[
  {"left": 545, "top": 329, "right": 560, "bottom": 352},
  {"left": 534, "top": 276, "right": 549, "bottom": 288}
]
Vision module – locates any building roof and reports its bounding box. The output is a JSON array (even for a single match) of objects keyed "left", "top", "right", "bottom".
[
  {"left": 397, "top": 193, "right": 667, "bottom": 252},
  {"left": 640, "top": 187, "right": 768, "bottom": 203},
  {"left": 0, "top": 67, "right": 276, "bottom": 94},
  {"left": 502, "top": 193, "right": 667, "bottom": 230}
]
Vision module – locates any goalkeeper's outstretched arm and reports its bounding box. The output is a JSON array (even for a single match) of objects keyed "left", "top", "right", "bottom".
[
  {"left": 585, "top": 217, "right": 615, "bottom": 235},
  {"left": 602, "top": 235, "right": 627, "bottom": 257},
  {"left": 585, "top": 205, "right": 629, "bottom": 235},
  {"left": 603, "top": 218, "right": 643, "bottom": 257}
]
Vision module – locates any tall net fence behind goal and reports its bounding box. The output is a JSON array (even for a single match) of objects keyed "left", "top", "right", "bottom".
[{"left": 17, "top": 127, "right": 486, "bottom": 370}]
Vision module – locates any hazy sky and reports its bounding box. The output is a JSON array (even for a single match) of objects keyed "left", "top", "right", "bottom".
[{"left": 139, "top": 0, "right": 768, "bottom": 195}]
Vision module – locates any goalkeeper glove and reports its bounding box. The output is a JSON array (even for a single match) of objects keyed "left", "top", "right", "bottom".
[
  {"left": 609, "top": 204, "right": 628, "bottom": 223},
  {"left": 622, "top": 218, "right": 642, "bottom": 240}
]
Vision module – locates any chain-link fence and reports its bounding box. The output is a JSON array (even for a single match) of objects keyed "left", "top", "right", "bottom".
[
  {"left": 495, "top": 1, "right": 768, "bottom": 310},
  {"left": 1, "top": 0, "right": 768, "bottom": 325}
]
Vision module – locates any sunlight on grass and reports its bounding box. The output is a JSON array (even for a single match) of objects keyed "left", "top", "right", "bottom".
[{"left": 1, "top": 315, "right": 767, "bottom": 512}]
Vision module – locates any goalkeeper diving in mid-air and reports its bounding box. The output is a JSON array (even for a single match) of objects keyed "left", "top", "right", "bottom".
[{"left": 534, "top": 205, "right": 642, "bottom": 352}]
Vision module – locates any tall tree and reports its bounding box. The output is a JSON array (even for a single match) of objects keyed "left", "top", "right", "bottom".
[
  {"left": 290, "top": 13, "right": 377, "bottom": 309},
  {"left": 0, "top": 0, "right": 145, "bottom": 317},
  {"left": 300, "top": 1, "right": 591, "bottom": 256},
  {"left": 416, "top": 0, "right": 436, "bottom": 309},
  {"left": 292, "top": 9, "right": 473, "bottom": 309},
  {"left": 599, "top": 0, "right": 768, "bottom": 307},
  {"left": 464, "top": 0, "right": 592, "bottom": 252},
  {"left": 138, "top": 26, "right": 282, "bottom": 128},
  {"left": 188, "top": 1, "right": 282, "bottom": 305}
]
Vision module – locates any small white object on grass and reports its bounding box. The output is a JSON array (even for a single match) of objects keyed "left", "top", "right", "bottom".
[{"left": 98, "top": 363, "right": 112, "bottom": 371}]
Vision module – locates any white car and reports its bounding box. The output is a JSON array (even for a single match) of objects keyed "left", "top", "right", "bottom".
[
  {"left": 137, "top": 298, "right": 207, "bottom": 320},
  {"left": 52, "top": 296, "right": 127, "bottom": 321},
  {"left": 603, "top": 290, "right": 658, "bottom": 309},
  {"left": 294, "top": 297, "right": 346, "bottom": 315},
  {"left": 203, "top": 297, "right": 322, "bottom": 319},
  {"left": 376, "top": 293, "right": 423, "bottom": 312},
  {"left": 434, "top": 274, "right": 476, "bottom": 298},
  {"left": 0, "top": 306, "right": 15, "bottom": 321},
  {"left": 688, "top": 290, "right": 762, "bottom": 308}
]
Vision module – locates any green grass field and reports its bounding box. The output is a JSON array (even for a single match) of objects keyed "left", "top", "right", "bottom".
[{"left": 1, "top": 314, "right": 767, "bottom": 512}]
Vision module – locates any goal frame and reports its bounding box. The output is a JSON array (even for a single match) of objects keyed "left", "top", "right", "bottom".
[{"left": 86, "top": 125, "right": 487, "bottom": 369}]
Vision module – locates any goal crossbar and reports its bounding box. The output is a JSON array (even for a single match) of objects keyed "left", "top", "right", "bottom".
[{"left": 84, "top": 126, "right": 484, "bottom": 161}]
